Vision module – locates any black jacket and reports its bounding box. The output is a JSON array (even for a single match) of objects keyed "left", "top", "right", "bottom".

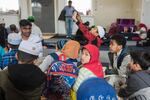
[
  {"left": 0, "top": 70, "right": 43, "bottom": 100},
  {"left": 0, "top": 27, "right": 8, "bottom": 48},
  {"left": 58, "top": 10, "right": 66, "bottom": 21},
  {"left": 118, "top": 71, "right": 150, "bottom": 98}
]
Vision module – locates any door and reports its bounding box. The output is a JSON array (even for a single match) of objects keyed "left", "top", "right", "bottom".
[{"left": 32, "top": 0, "right": 55, "bottom": 33}]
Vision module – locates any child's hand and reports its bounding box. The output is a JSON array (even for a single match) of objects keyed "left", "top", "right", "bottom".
[
  {"left": 72, "top": 11, "right": 78, "bottom": 22},
  {"left": 76, "top": 14, "right": 82, "bottom": 22}
]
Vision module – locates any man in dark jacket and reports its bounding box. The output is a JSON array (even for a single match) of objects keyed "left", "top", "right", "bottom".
[
  {"left": 0, "top": 64, "right": 46, "bottom": 100},
  {"left": 118, "top": 50, "right": 150, "bottom": 99},
  {"left": 58, "top": 0, "right": 76, "bottom": 38}
]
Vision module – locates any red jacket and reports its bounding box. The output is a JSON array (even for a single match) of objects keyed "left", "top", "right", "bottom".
[
  {"left": 83, "top": 44, "right": 104, "bottom": 78},
  {"left": 77, "top": 22, "right": 103, "bottom": 48}
]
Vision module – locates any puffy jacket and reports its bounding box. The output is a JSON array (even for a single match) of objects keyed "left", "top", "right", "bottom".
[{"left": 119, "top": 71, "right": 150, "bottom": 98}]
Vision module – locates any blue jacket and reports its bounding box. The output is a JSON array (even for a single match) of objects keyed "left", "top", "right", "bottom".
[
  {"left": 0, "top": 46, "right": 5, "bottom": 62},
  {"left": 0, "top": 49, "right": 18, "bottom": 69}
]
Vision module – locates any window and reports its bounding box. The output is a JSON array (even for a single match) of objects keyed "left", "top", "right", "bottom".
[
  {"left": 0, "top": 0, "right": 19, "bottom": 13},
  {"left": 32, "top": 0, "right": 55, "bottom": 32}
]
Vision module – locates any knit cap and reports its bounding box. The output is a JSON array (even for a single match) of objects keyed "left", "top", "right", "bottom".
[{"left": 56, "top": 40, "right": 68, "bottom": 50}]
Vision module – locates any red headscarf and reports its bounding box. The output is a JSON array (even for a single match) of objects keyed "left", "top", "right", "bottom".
[{"left": 82, "top": 44, "right": 104, "bottom": 78}]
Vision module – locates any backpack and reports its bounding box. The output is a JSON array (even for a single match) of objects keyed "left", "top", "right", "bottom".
[{"left": 43, "top": 53, "right": 78, "bottom": 99}]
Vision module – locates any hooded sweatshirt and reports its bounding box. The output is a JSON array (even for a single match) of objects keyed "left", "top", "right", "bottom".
[{"left": 73, "top": 44, "right": 104, "bottom": 92}]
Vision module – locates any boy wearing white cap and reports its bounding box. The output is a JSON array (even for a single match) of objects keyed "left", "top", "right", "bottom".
[
  {"left": 72, "top": 12, "right": 105, "bottom": 48},
  {"left": 0, "top": 33, "right": 21, "bottom": 69},
  {"left": 16, "top": 40, "right": 41, "bottom": 65}
]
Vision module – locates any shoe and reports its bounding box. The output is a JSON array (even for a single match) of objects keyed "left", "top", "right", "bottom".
[
  {"left": 66, "top": 35, "right": 72, "bottom": 39},
  {"left": 66, "top": 36, "right": 70, "bottom": 38}
]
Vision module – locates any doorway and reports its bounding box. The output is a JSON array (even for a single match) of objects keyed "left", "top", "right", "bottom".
[{"left": 32, "top": 0, "right": 55, "bottom": 33}]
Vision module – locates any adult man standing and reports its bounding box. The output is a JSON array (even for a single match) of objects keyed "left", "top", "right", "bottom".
[{"left": 59, "top": 0, "right": 76, "bottom": 38}]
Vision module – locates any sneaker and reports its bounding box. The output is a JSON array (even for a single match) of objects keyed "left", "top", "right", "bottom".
[
  {"left": 66, "top": 35, "right": 72, "bottom": 39},
  {"left": 66, "top": 36, "right": 70, "bottom": 38}
]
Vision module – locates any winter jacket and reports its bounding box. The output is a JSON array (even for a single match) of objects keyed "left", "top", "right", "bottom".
[
  {"left": 58, "top": 9, "right": 66, "bottom": 21},
  {"left": 76, "top": 22, "right": 103, "bottom": 48},
  {"left": 0, "top": 70, "right": 43, "bottom": 100},
  {"left": 129, "top": 87, "right": 150, "bottom": 100},
  {"left": 118, "top": 71, "right": 150, "bottom": 98}
]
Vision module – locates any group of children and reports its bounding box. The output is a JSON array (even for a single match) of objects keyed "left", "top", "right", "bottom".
[{"left": 0, "top": 13, "right": 150, "bottom": 100}]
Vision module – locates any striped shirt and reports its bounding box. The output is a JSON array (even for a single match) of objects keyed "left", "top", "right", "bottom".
[{"left": 73, "top": 67, "right": 97, "bottom": 92}]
